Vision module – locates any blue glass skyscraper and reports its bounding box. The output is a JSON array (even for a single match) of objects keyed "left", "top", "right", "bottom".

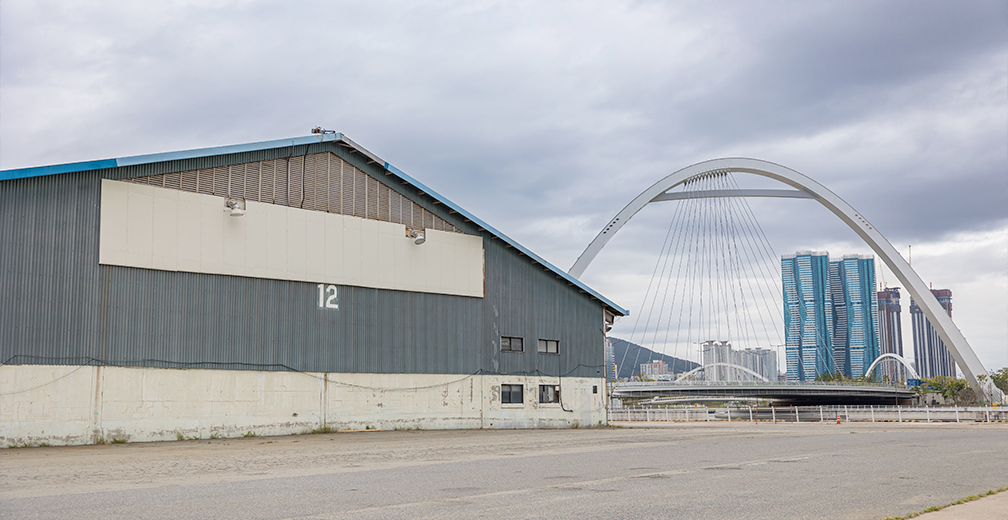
[
  {"left": 829, "top": 256, "right": 879, "bottom": 378},
  {"left": 782, "top": 252, "right": 834, "bottom": 381}
]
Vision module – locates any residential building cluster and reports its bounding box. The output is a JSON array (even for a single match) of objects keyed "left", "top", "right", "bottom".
[
  {"left": 700, "top": 340, "right": 777, "bottom": 382},
  {"left": 782, "top": 251, "right": 956, "bottom": 382},
  {"left": 782, "top": 252, "right": 880, "bottom": 381}
]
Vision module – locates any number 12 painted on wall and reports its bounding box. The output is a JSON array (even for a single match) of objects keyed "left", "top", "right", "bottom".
[{"left": 317, "top": 284, "right": 339, "bottom": 309}]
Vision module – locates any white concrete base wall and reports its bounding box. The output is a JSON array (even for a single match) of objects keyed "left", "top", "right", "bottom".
[{"left": 1, "top": 365, "right": 606, "bottom": 447}]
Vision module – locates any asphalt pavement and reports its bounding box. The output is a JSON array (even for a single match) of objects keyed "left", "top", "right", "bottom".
[{"left": 2, "top": 422, "right": 1006, "bottom": 519}]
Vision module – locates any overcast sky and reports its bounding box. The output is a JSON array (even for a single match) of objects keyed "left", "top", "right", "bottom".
[{"left": 2, "top": 1, "right": 1006, "bottom": 372}]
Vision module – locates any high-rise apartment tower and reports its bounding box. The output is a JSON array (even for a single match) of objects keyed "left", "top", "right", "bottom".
[
  {"left": 911, "top": 289, "right": 955, "bottom": 378},
  {"left": 877, "top": 287, "right": 904, "bottom": 382},
  {"left": 782, "top": 252, "right": 834, "bottom": 381},
  {"left": 829, "top": 256, "right": 879, "bottom": 378}
]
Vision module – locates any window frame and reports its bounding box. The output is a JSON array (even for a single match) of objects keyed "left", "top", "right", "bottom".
[
  {"left": 538, "top": 384, "right": 560, "bottom": 404},
  {"left": 537, "top": 338, "right": 559, "bottom": 355},
  {"left": 501, "top": 384, "right": 524, "bottom": 405},
  {"left": 501, "top": 336, "right": 524, "bottom": 353}
]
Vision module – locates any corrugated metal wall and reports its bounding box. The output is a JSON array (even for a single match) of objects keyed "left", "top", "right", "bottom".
[{"left": 0, "top": 144, "right": 605, "bottom": 378}]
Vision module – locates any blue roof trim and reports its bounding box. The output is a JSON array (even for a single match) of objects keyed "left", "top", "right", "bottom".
[
  {"left": 383, "top": 162, "right": 629, "bottom": 316},
  {"left": 0, "top": 158, "right": 119, "bottom": 181},
  {"left": 0, "top": 132, "right": 627, "bottom": 316},
  {"left": 0, "top": 133, "right": 339, "bottom": 181}
]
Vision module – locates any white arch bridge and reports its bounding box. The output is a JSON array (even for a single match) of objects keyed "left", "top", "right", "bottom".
[{"left": 573, "top": 158, "right": 991, "bottom": 395}]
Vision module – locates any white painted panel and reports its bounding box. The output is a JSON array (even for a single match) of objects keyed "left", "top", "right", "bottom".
[
  {"left": 199, "top": 194, "right": 225, "bottom": 273},
  {"left": 359, "top": 219, "right": 380, "bottom": 287},
  {"left": 99, "top": 179, "right": 129, "bottom": 266},
  {"left": 401, "top": 231, "right": 426, "bottom": 292},
  {"left": 323, "top": 213, "right": 345, "bottom": 282},
  {"left": 244, "top": 201, "right": 268, "bottom": 278},
  {"left": 151, "top": 188, "right": 179, "bottom": 271},
  {"left": 221, "top": 204, "right": 247, "bottom": 276},
  {"left": 304, "top": 211, "right": 326, "bottom": 281},
  {"left": 265, "top": 203, "right": 287, "bottom": 276},
  {"left": 125, "top": 184, "right": 154, "bottom": 268},
  {"left": 99, "top": 181, "right": 484, "bottom": 297},
  {"left": 176, "top": 193, "right": 202, "bottom": 272},
  {"left": 285, "top": 206, "right": 307, "bottom": 280},
  {"left": 342, "top": 215, "right": 362, "bottom": 284},
  {"left": 376, "top": 227, "right": 396, "bottom": 289}
]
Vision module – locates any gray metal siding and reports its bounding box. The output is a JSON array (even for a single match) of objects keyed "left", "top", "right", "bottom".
[{"left": 1, "top": 155, "right": 605, "bottom": 378}]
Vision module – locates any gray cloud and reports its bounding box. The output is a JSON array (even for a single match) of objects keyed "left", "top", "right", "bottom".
[{"left": 1, "top": 0, "right": 1005, "bottom": 369}]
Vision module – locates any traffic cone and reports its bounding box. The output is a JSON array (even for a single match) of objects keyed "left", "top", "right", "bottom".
[{"left": 836, "top": 416, "right": 841, "bottom": 424}]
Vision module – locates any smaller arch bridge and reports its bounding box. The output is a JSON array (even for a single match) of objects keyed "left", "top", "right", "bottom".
[
  {"left": 676, "top": 363, "right": 770, "bottom": 382},
  {"left": 865, "top": 353, "right": 920, "bottom": 381}
]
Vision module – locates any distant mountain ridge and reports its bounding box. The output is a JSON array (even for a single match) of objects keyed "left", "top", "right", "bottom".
[{"left": 608, "top": 337, "right": 699, "bottom": 380}]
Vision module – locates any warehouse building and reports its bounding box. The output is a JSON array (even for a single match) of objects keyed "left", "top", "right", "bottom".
[{"left": 0, "top": 132, "right": 626, "bottom": 446}]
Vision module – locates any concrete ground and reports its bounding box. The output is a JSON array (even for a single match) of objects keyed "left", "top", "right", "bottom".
[
  {"left": 917, "top": 491, "right": 1008, "bottom": 519},
  {"left": 1, "top": 421, "right": 1006, "bottom": 519}
]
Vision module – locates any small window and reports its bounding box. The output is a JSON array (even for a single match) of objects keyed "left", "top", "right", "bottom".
[
  {"left": 539, "top": 385, "right": 560, "bottom": 404},
  {"left": 592, "top": 385, "right": 598, "bottom": 394},
  {"left": 537, "top": 339, "right": 559, "bottom": 354},
  {"left": 501, "top": 336, "right": 524, "bottom": 352},
  {"left": 502, "top": 384, "right": 523, "bottom": 404}
]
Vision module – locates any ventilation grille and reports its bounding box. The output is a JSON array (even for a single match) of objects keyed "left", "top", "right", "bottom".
[{"left": 124, "top": 152, "right": 462, "bottom": 234}]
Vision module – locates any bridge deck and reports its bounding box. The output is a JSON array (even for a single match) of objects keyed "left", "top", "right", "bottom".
[{"left": 611, "top": 382, "right": 916, "bottom": 405}]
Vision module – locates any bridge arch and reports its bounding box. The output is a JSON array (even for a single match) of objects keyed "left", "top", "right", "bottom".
[
  {"left": 676, "top": 363, "right": 771, "bottom": 382},
  {"left": 864, "top": 353, "right": 920, "bottom": 381},
  {"left": 570, "top": 158, "right": 988, "bottom": 393}
]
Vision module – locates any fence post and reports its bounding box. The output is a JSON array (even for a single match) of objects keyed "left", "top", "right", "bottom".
[
  {"left": 646, "top": 408, "right": 650, "bottom": 422},
  {"left": 871, "top": 406, "right": 875, "bottom": 423},
  {"left": 795, "top": 407, "right": 800, "bottom": 423},
  {"left": 986, "top": 408, "right": 990, "bottom": 423},
  {"left": 898, "top": 406, "right": 902, "bottom": 423},
  {"left": 772, "top": 407, "right": 776, "bottom": 423},
  {"left": 727, "top": 408, "right": 731, "bottom": 422},
  {"left": 820, "top": 406, "right": 824, "bottom": 423},
  {"left": 955, "top": 408, "right": 959, "bottom": 423},
  {"left": 926, "top": 406, "right": 930, "bottom": 423},
  {"left": 749, "top": 407, "right": 754, "bottom": 422}
]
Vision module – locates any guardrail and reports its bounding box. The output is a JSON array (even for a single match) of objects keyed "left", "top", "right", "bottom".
[
  {"left": 608, "top": 405, "right": 1008, "bottom": 424},
  {"left": 611, "top": 381, "right": 912, "bottom": 388}
]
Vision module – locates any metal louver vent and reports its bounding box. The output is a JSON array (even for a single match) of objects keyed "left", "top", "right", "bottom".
[
  {"left": 229, "top": 164, "right": 245, "bottom": 200},
  {"left": 341, "top": 161, "right": 354, "bottom": 216},
  {"left": 165, "top": 171, "right": 181, "bottom": 191},
  {"left": 275, "top": 160, "right": 289, "bottom": 206},
  {"left": 212, "top": 166, "right": 228, "bottom": 197},
  {"left": 245, "top": 162, "right": 260, "bottom": 203},
  {"left": 288, "top": 156, "right": 304, "bottom": 208},
  {"left": 197, "top": 169, "right": 214, "bottom": 195},
  {"left": 180, "top": 170, "right": 197, "bottom": 193},
  {"left": 123, "top": 152, "right": 465, "bottom": 235},
  {"left": 261, "top": 161, "right": 275, "bottom": 203},
  {"left": 328, "top": 154, "right": 341, "bottom": 214},
  {"left": 303, "top": 154, "right": 316, "bottom": 211}
]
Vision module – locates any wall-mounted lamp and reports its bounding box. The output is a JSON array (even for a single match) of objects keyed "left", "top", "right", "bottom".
[
  {"left": 226, "top": 199, "right": 245, "bottom": 217},
  {"left": 410, "top": 230, "right": 425, "bottom": 245}
]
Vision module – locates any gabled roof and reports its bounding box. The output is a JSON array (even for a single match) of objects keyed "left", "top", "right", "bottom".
[{"left": 0, "top": 133, "right": 628, "bottom": 316}]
